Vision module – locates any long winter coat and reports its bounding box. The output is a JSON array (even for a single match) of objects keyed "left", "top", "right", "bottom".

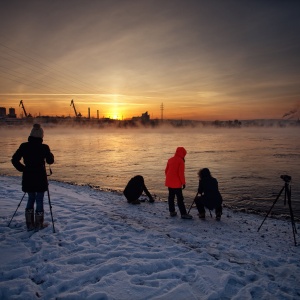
[
  {"left": 165, "top": 147, "right": 186, "bottom": 188},
  {"left": 11, "top": 136, "right": 54, "bottom": 192}
]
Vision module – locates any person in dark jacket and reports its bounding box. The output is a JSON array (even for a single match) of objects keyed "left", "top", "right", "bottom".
[
  {"left": 165, "top": 147, "right": 192, "bottom": 219},
  {"left": 123, "top": 175, "right": 154, "bottom": 204},
  {"left": 11, "top": 124, "right": 54, "bottom": 230},
  {"left": 195, "top": 168, "right": 223, "bottom": 220}
]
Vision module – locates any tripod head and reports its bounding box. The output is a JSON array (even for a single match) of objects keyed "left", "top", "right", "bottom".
[
  {"left": 280, "top": 174, "right": 291, "bottom": 184},
  {"left": 279, "top": 175, "right": 292, "bottom": 206}
]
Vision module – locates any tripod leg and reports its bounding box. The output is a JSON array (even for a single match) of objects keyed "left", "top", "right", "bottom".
[
  {"left": 287, "top": 186, "right": 297, "bottom": 246},
  {"left": 45, "top": 164, "right": 55, "bottom": 233},
  {"left": 188, "top": 192, "right": 198, "bottom": 214},
  {"left": 7, "top": 192, "right": 26, "bottom": 227},
  {"left": 188, "top": 199, "right": 195, "bottom": 214},
  {"left": 47, "top": 187, "right": 56, "bottom": 233},
  {"left": 258, "top": 186, "right": 284, "bottom": 232}
]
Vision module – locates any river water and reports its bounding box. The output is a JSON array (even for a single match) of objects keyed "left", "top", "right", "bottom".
[{"left": 1, "top": 125, "right": 299, "bottom": 219}]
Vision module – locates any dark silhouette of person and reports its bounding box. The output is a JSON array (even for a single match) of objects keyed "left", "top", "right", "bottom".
[
  {"left": 123, "top": 175, "right": 154, "bottom": 204},
  {"left": 195, "top": 168, "right": 223, "bottom": 220},
  {"left": 11, "top": 124, "right": 54, "bottom": 230},
  {"left": 165, "top": 147, "right": 192, "bottom": 219}
]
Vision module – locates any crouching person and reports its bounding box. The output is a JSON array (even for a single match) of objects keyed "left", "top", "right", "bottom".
[
  {"left": 195, "top": 168, "right": 223, "bottom": 220},
  {"left": 11, "top": 124, "right": 54, "bottom": 231},
  {"left": 123, "top": 175, "right": 154, "bottom": 204}
]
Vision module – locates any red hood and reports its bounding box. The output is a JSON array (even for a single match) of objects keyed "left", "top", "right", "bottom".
[{"left": 175, "top": 147, "right": 187, "bottom": 159}]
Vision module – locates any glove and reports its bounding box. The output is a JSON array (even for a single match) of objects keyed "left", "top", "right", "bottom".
[{"left": 182, "top": 184, "right": 185, "bottom": 190}]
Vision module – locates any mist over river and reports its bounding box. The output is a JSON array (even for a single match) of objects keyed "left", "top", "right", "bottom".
[{"left": 1, "top": 126, "right": 299, "bottom": 219}]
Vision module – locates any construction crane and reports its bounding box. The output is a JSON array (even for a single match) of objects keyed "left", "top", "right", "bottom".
[
  {"left": 19, "top": 100, "right": 32, "bottom": 118},
  {"left": 19, "top": 100, "right": 27, "bottom": 117},
  {"left": 70, "top": 99, "right": 82, "bottom": 117}
]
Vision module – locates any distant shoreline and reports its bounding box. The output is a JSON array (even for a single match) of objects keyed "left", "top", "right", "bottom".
[{"left": 1, "top": 117, "right": 299, "bottom": 129}]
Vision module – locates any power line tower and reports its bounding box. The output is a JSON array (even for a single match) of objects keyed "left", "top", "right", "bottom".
[{"left": 160, "top": 103, "right": 164, "bottom": 121}]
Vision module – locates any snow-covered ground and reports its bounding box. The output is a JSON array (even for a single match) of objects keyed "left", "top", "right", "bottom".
[{"left": 0, "top": 175, "right": 299, "bottom": 300}]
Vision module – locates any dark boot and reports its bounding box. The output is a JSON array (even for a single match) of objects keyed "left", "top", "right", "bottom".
[
  {"left": 195, "top": 197, "right": 205, "bottom": 218},
  {"left": 215, "top": 205, "right": 222, "bottom": 221},
  {"left": 131, "top": 199, "right": 141, "bottom": 204},
  {"left": 170, "top": 211, "right": 177, "bottom": 217},
  {"left": 198, "top": 212, "right": 206, "bottom": 219},
  {"left": 35, "top": 211, "right": 44, "bottom": 230},
  {"left": 25, "top": 209, "right": 35, "bottom": 231}
]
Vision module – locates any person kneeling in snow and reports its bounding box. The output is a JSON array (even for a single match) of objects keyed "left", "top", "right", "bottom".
[
  {"left": 11, "top": 124, "right": 54, "bottom": 230},
  {"left": 195, "top": 168, "right": 223, "bottom": 220},
  {"left": 123, "top": 175, "right": 154, "bottom": 204}
]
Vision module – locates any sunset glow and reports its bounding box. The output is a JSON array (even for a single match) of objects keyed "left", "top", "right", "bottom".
[{"left": 0, "top": 1, "right": 299, "bottom": 120}]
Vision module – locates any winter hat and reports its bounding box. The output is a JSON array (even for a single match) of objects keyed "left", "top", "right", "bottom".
[{"left": 30, "top": 123, "right": 44, "bottom": 138}]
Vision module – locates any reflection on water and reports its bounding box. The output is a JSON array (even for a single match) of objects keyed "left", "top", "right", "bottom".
[{"left": 1, "top": 127, "right": 299, "bottom": 218}]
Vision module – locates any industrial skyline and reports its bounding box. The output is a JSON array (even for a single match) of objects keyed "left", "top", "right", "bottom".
[
  {"left": 0, "top": 1, "right": 300, "bottom": 120},
  {"left": 1, "top": 99, "right": 161, "bottom": 121}
]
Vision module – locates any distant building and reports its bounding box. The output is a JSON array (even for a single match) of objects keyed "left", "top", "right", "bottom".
[
  {"left": 8, "top": 108, "right": 17, "bottom": 118},
  {"left": 0, "top": 107, "right": 6, "bottom": 117},
  {"left": 132, "top": 111, "right": 150, "bottom": 123}
]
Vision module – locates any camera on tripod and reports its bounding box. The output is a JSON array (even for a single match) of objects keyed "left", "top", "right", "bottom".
[
  {"left": 258, "top": 174, "right": 297, "bottom": 246},
  {"left": 280, "top": 175, "right": 291, "bottom": 183}
]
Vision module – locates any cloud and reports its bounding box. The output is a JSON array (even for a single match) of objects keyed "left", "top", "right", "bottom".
[{"left": 0, "top": 1, "right": 300, "bottom": 120}]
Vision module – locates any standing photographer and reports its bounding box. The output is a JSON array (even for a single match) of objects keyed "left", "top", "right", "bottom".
[{"left": 11, "top": 124, "right": 54, "bottom": 230}]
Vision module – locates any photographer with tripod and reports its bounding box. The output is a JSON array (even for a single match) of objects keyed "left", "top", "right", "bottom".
[
  {"left": 194, "top": 168, "right": 223, "bottom": 220},
  {"left": 11, "top": 124, "right": 54, "bottom": 231}
]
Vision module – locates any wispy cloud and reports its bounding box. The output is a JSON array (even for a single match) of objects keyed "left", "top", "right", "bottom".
[{"left": 0, "top": 1, "right": 299, "bottom": 119}]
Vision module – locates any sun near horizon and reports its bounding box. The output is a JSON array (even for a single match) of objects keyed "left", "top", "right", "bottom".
[
  {"left": 0, "top": 94, "right": 295, "bottom": 121},
  {"left": 0, "top": 1, "right": 299, "bottom": 121}
]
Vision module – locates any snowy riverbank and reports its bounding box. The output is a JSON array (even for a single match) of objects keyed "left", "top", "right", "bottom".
[{"left": 0, "top": 175, "right": 299, "bottom": 299}]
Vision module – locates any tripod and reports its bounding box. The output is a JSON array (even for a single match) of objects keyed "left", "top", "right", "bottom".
[
  {"left": 46, "top": 165, "right": 56, "bottom": 233},
  {"left": 8, "top": 165, "right": 55, "bottom": 233},
  {"left": 258, "top": 177, "right": 297, "bottom": 246},
  {"left": 7, "top": 190, "right": 55, "bottom": 232}
]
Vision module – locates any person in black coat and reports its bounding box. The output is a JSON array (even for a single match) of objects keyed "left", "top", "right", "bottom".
[
  {"left": 195, "top": 168, "right": 223, "bottom": 220},
  {"left": 123, "top": 175, "right": 154, "bottom": 204},
  {"left": 11, "top": 124, "right": 54, "bottom": 230}
]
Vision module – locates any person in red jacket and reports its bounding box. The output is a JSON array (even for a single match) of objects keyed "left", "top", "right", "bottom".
[{"left": 165, "top": 147, "right": 192, "bottom": 219}]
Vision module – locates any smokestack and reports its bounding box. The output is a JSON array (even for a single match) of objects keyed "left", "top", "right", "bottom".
[
  {"left": 88, "top": 107, "right": 90, "bottom": 119},
  {"left": 97, "top": 110, "right": 99, "bottom": 119}
]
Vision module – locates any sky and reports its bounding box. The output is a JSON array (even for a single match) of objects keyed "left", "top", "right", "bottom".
[{"left": 0, "top": 0, "right": 300, "bottom": 120}]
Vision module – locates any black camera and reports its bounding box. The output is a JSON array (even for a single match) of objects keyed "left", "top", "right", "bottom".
[{"left": 280, "top": 175, "right": 291, "bottom": 182}]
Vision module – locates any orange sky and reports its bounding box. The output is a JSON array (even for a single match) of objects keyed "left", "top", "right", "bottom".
[
  {"left": 1, "top": 96, "right": 290, "bottom": 121},
  {"left": 0, "top": 1, "right": 300, "bottom": 121}
]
